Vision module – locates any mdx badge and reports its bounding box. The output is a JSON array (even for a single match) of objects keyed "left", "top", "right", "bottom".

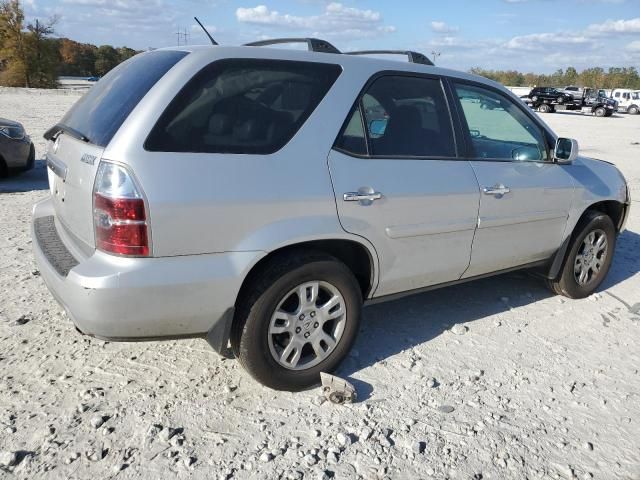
[{"left": 81, "top": 153, "right": 97, "bottom": 165}]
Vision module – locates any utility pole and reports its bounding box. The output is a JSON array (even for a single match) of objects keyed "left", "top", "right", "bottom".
[
  {"left": 431, "top": 50, "right": 442, "bottom": 64},
  {"left": 175, "top": 28, "right": 189, "bottom": 46}
]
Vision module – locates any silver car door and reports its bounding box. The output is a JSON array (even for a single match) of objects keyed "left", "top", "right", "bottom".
[
  {"left": 451, "top": 82, "right": 575, "bottom": 278},
  {"left": 328, "top": 74, "right": 480, "bottom": 297}
]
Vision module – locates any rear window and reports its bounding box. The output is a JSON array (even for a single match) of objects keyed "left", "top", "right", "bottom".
[
  {"left": 145, "top": 59, "right": 342, "bottom": 155},
  {"left": 59, "top": 50, "right": 188, "bottom": 147}
]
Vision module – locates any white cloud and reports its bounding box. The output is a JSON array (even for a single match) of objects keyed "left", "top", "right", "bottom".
[
  {"left": 235, "top": 3, "right": 395, "bottom": 38},
  {"left": 627, "top": 40, "right": 640, "bottom": 52},
  {"left": 430, "top": 21, "right": 458, "bottom": 34},
  {"left": 504, "top": 32, "right": 592, "bottom": 51},
  {"left": 586, "top": 17, "right": 640, "bottom": 35}
]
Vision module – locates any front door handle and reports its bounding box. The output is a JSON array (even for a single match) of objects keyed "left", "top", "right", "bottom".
[
  {"left": 343, "top": 192, "right": 382, "bottom": 202},
  {"left": 482, "top": 184, "right": 510, "bottom": 197}
]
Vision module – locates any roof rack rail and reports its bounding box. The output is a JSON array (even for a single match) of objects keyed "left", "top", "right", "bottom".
[
  {"left": 345, "top": 50, "right": 434, "bottom": 66},
  {"left": 244, "top": 38, "right": 341, "bottom": 54}
]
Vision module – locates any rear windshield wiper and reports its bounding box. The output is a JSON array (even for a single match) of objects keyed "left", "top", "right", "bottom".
[{"left": 44, "top": 123, "right": 91, "bottom": 144}]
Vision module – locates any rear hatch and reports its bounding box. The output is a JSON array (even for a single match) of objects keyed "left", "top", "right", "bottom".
[{"left": 44, "top": 50, "right": 188, "bottom": 249}]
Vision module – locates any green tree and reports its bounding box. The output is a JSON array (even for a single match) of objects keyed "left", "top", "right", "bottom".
[
  {"left": 24, "top": 17, "right": 59, "bottom": 87},
  {"left": 94, "top": 44, "right": 119, "bottom": 76},
  {"left": 117, "top": 46, "right": 137, "bottom": 63}
]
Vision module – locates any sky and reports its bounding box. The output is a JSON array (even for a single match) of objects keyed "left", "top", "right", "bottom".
[{"left": 23, "top": 0, "right": 640, "bottom": 72}]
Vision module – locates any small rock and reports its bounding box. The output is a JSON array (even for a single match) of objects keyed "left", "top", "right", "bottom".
[
  {"left": 583, "top": 442, "right": 594, "bottom": 451},
  {"left": 312, "top": 396, "right": 326, "bottom": 406},
  {"left": 426, "top": 377, "right": 438, "bottom": 388},
  {"left": 159, "top": 427, "right": 176, "bottom": 443},
  {"left": 90, "top": 416, "right": 106, "bottom": 429},
  {"left": 0, "top": 451, "right": 18, "bottom": 467},
  {"left": 438, "top": 405, "right": 455, "bottom": 414},
  {"left": 12, "top": 315, "right": 30, "bottom": 326},
  {"left": 359, "top": 426, "right": 373, "bottom": 441},
  {"left": 451, "top": 324, "right": 468, "bottom": 335},
  {"left": 337, "top": 432, "right": 352, "bottom": 447},
  {"left": 303, "top": 454, "right": 318, "bottom": 466},
  {"left": 86, "top": 449, "right": 104, "bottom": 462},
  {"left": 259, "top": 452, "right": 273, "bottom": 463},
  {"left": 183, "top": 456, "right": 196, "bottom": 468}
]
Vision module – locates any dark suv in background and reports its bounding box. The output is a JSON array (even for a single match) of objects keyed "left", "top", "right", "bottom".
[{"left": 528, "top": 87, "right": 574, "bottom": 104}]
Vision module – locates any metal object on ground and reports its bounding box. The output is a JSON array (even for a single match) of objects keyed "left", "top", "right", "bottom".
[{"left": 320, "top": 372, "right": 356, "bottom": 404}]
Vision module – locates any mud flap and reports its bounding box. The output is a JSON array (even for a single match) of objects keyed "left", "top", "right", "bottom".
[{"left": 206, "top": 308, "right": 235, "bottom": 358}]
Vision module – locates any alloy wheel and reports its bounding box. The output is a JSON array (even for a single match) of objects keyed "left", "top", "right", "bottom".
[
  {"left": 268, "top": 281, "right": 346, "bottom": 370},
  {"left": 574, "top": 229, "right": 608, "bottom": 286}
]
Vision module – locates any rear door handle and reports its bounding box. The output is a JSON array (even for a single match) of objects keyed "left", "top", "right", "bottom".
[
  {"left": 482, "top": 184, "right": 510, "bottom": 197},
  {"left": 343, "top": 192, "right": 382, "bottom": 202}
]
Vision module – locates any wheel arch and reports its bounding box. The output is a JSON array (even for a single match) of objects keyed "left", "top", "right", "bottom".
[
  {"left": 236, "top": 239, "right": 377, "bottom": 308},
  {"left": 547, "top": 200, "right": 627, "bottom": 279}
]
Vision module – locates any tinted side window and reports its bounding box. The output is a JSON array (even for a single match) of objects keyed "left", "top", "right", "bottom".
[
  {"left": 146, "top": 59, "right": 341, "bottom": 154},
  {"left": 454, "top": 83, "right": 548, "bottom": 162},
  {"left": 60, "top": 50, "right": 188, "bottom": 147},
  {"left": 358, "top": 76, "right": 456, "bottom": 157},
  {"left": 334, "top": 105, "right": 367, "bottom": 155}
]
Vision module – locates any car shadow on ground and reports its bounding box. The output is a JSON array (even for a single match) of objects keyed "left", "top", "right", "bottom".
[
  {"left": 337, "top": 228, "right": 640, "bottom": 398},
  {"left": 0, "top": 159, "right": 48, "bottom": 193}
]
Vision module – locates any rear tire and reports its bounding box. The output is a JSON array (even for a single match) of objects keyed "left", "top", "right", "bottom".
[
  {"left": 539, "top": 104, "right": 551, "bottom": 113},
  {"left": 546, "top": 211, "right": 616, "bottom": 299},
  {"left": 628, "top": 105, "right": 639, "bottom": 115},
  {"left": 557, "top": 96, "right": 564, "bottom": 104},
  {"left": 231, "top": 251, "right": 362, "bottom": 391}
]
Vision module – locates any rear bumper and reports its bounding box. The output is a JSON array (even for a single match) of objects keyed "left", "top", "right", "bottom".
[{"left": 32, "top": 196, "right": 260, "bottom": 344}]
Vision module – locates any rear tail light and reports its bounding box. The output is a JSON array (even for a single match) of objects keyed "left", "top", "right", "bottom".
[{"left": 93, "top": 161, "right": 150, "bottom": 256}]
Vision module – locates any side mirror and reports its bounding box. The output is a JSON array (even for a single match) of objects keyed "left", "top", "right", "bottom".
[{"left": 554, "top": 137, "right": 579, "bottom": 164}]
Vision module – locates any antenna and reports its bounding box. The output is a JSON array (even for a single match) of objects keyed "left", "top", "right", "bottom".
[{"left": 194, "top": 16, "right": 218, "bottom": 45}]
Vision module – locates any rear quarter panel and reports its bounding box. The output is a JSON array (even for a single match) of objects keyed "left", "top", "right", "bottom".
[{"left": 99, "top": 48, "right": 381, "bottom": 271}]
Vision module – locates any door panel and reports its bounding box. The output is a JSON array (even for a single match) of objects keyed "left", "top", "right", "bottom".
[
  {"left": 463, "top": 161, "right": 575, "bottom": 277},
  {"left": 329, "top": 151, "right": 480, "bottom": 296},
  {"left": 451, "top": 81, "right": 575, "bottom": 278}
]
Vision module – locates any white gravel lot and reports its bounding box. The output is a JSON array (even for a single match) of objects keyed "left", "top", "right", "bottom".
[{"left": 0, "top": 88, "right": 639, "bottom": 480}]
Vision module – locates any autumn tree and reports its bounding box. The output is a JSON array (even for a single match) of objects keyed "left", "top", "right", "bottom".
[
  {"left": 0, "top": 0, "right": 59, "bottom": 87},
  {"left": 0, "top": 0, "right": 28, "bottom": 86}
]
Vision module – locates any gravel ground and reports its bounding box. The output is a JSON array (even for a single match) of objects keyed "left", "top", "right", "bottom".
[{"left": 1, "top": 88, "right": 639, "bottom": 480}]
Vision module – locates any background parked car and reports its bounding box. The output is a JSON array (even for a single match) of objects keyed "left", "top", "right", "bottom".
[
  {"left": 611, "top": 89, "right": 640, "bottom": 114},
  {"left": 0, "top": 117, "right": 35, "bottom": 176},
  {"left": 561, "top": 85, "right": 584, "bottom": 102},
  {"left": 528, "top": 87, "right": 574, "bottom": 104}
]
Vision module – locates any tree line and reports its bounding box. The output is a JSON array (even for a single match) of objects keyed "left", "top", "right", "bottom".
[
  {"left": 469, "top": 67, "right": 640, "bottom": 90},
  {"left": 0, "top": 0, "right": 138, "bottom": 88}
]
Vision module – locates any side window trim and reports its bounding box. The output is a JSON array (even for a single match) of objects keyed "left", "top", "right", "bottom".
[
  {"left": 449, "top": 78, "right": 554, "bottom": 163},
  {"left": 332, "top": 70, "right": 460, "bottom": 160}
]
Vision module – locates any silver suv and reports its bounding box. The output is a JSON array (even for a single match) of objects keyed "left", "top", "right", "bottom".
[{"left": 32, "top": 40, "right": 631, "bottom": 391}]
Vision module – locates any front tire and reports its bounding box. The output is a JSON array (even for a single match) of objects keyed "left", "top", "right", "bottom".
[
  {"left": 546, "top": 211, "right": 616, "bottom": 299},
  {"left": 231, "top": 251, "right": 362, "bottom": 391},
  {"left": 594, "top": 107, "right": 606, "bottom": 117}
]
